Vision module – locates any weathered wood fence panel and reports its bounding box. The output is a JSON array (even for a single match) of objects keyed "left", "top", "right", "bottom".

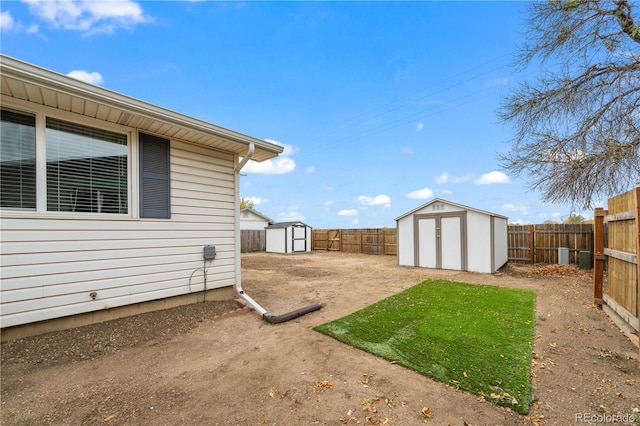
[
  {"left": 508, "top": 224, "right": 594, "bottom": 265},
  {"left": 594, "top": 188, "right": 639, "bottom": 349},
  {"left": 312, "top": 228, "right": 397, "bottom": 255},
  {"left": 507, "top": 225, "right": 534, "bottom": 263},
  {"left": 241, "top": 230, "right": 266, "bottom": 252}
]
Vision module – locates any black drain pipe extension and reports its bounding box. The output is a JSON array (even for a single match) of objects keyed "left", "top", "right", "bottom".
[{"left": 262, "top": 303, "right": 323, "bottom": 324}]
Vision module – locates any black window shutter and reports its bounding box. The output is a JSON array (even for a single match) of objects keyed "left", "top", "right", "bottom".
[{"left": 139, "top": 133, "right": 170, "bottom": 218}]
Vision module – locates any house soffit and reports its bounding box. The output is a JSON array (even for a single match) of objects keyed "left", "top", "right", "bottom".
[{"left": 0, "top": 55, "right": 282, "bottom": 162}]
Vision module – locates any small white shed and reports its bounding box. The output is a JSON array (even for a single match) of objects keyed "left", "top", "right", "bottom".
[
  {"left": 240, "top": 208, "right": 274, "bottom": 230},
  {"left": 395, "top": 198, "right": 508, "bottom": 274},
  {"left": 266, "top": 221, "right": 312, "bottom": 254}
]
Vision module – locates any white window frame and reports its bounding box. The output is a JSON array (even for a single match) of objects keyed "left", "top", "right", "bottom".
[{"left": 0, "top": 98, "right": 139, "bottom": 219}]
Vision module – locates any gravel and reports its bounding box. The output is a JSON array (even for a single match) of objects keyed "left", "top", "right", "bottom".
[{"left": 1, "top": 299, "right": 240, "bottom": 366}]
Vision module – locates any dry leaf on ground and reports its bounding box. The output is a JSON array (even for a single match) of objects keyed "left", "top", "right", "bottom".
[{"left": 314, "top": 380, "right": 334, "bottom": 389}]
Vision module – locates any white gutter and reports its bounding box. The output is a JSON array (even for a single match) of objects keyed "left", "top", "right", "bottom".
[{"left": 234, "top": 143, "right": 268, "bottom": 316}]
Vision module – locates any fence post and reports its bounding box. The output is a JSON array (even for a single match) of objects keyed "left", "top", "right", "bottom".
[
  {"left": 528, "top": 225, "right": 535, "bottom": 264},
  {"left": 360, "top": 229, "right": 364, "bottom": 254},
  {"left": 593, "top": 207, "right": 606, "bottom": 306},
  {"left": 635, "top": 188, "right": 640, "bottom": 350},
  {"left": 382, "top": 228, "right": 386, "bottom": 256}
]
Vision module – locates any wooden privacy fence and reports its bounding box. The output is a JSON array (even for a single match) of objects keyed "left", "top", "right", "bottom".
[
  {"left": 508, "top": 224, "right": 594, "bottom": 265},
  {"left": 594, "top": 188, "right": 639, "bottom": 349},
  {"left": 241, "top": 230, "right": 266, "bottom": 252},
  {"left": 312, "top": 228, "right": 397, "bottom": 255}
]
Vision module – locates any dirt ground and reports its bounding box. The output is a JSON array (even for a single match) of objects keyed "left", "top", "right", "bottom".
[{"left": 1, "top": 251, "right": 639, "bottom": 426}]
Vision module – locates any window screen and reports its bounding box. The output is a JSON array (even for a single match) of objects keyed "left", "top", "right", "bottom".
[
  {"left": 139, "top": 132, "right": 170, "bottom": 218},
  {"left": 46, "top": 118, "right": 128, "bottom": 214},
  {"left": 0, "top": 109, "right": 36, "bottom": 209}
]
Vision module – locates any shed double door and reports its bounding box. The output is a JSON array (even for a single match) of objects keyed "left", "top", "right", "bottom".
[{"left": 415, "top": 212, "right": 466, "bottom": 270}]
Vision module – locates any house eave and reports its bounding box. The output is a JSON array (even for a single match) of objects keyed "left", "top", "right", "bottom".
[{"left": 0, "top": 55, "right": 283, "bottom": 162}]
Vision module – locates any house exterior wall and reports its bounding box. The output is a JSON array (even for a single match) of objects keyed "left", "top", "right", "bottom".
[
  {"left": 1, "top": 103, "right": 238, "bottom": 328},
  {"left": 266, "top": 228, "right": 286, "bottom": 253},
  {"left": 240, "top": 211, "right": 270, "bottom": 230}
]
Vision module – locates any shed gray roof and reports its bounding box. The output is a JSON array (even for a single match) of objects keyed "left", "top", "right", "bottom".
[{"left": 266, "top": 221, "right": 310, "bottom": 229}]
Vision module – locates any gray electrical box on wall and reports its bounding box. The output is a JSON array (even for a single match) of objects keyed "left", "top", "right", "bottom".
[{"left": 203, "top": 245, "right": 216, "bottom": 260}]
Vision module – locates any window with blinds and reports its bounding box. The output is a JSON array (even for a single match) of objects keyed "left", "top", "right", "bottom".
[
  {"left": 0, "top": 109, "right": 37, "bottom": 210},
  {"left": 46, "top": 118, "right": 128, "bottom": 214}
]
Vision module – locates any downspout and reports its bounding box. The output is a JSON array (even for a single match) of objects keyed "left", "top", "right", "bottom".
[
  {"left": 234, "top": 143, "right": 322, "bottom": 323},
  {"left": 234, "top": 143, "right": 268, "bottom": 317}
]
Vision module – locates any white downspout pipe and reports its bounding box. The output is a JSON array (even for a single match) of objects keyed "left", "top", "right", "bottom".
[{"left": 234, "top": 143, "right": 268, "bottom": 316}]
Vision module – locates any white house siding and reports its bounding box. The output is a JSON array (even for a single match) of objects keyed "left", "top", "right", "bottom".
[
  {"left": 240, "top": 211, "right": 270, "bottom": 230},
  {"left": 0, "top": 139, "right": 237, "bottom": 328}
]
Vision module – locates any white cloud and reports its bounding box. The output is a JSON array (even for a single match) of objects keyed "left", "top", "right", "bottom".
[
  {"left": 24, "top": 0, "right": 152, "bottom": 35},
  {"left": 475, "top": 171, "right": 510, "bottom": 185},
  {"left": 406, "top": 187, "right": 434, "bottom": 200},
  {"left": 485, "top": 77, "right": 509, "bottom": 87},
  {"left": 324, "top": 200, "right": 333, "bottom": 206},
  {"left": 66, "top": 70, "right": 104, "bottom": 85},
  {"left": 242, "top": 157, "right": 295, "bottom": 175},
  {"left": 435, "top": 172, "right": 472, "bottom": 184},
  {"left": 501, "top": 202, "right": 528, "bottom": 215},
  {"left": 306, "top": 166, "right": 315, "bottom": 173},
  {"left": 358, "top": 194, "right": 391, "bottom": 208},
  {"left": 243, "top": 139, "right": 297, "bottom": 175},
  {"left": 1, "top": 11, "right": 16, "bottom": 31},
  {"left": 416, "top": 123, "right": 424, "bottom": 132},
  {"left": 1, "top": 10, "right": 38, "bottom": 33},
  {"left": 278, "top": 211, "right": 305, "bottom": 222},
  {"left": 338, "top": 209, "right": 358, "bottom": 217},
  {"left": 400, "top": 146, "right": 414, "bottom": 154},
  {"left": 434, "top": 172, "right": 448, "bottom": 184},
  {"left": 352, "top": 219, "right": 359, "bottom": 225},
  {"left": 245, "top": 196, "right": 266, "bottom": 206}
]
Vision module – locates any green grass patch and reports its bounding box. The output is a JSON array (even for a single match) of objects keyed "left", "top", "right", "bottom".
[{"left": 314, "top": 279, "right": 536, "bottom": 414}]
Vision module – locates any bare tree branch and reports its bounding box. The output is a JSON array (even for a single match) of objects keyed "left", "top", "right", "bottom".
[{"left": 498, "top": 0, "right": 640, "bottom": 209}]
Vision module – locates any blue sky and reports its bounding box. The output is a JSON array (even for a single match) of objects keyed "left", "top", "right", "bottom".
[{"left": 0, "top": 0, "right": 597, "bottom": 228}]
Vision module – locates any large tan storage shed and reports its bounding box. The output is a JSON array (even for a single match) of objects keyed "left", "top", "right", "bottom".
[{"left": 395, "top": 198, "right": 508, "bottom": 273}]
